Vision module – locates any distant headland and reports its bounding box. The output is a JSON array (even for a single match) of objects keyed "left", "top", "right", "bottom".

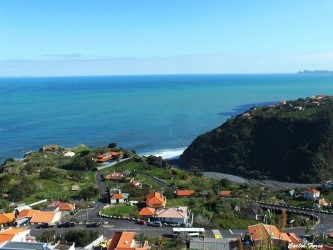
[{"left": 297, "top": 70, "right": 333, "bottom": 75}]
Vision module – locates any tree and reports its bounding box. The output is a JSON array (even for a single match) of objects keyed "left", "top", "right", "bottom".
[
  {"left": 79, "top": 186, "right": 98, "bottom": 201},
  {"left": 278, "top": 209, "right": 287, "bottom": 229},
  {"left": 63, "top": 229, "right": 99, "bottom": 247},
  {"left": 220, "top": 178, "right": 232, "bottom": 188},
  {"left": 37, "top": 230, "right": 56, "bottom": 243},
  {"left": 108, "top": 143, "right": 117, "bottom": 149},
  {"left": 113, "top": 154, "right": 121, "bottom": 162}
]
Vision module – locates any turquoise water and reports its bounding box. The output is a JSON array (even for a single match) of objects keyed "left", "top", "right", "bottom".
[{"left": 1, "top": 74, "right": 333, "bottom": 162}]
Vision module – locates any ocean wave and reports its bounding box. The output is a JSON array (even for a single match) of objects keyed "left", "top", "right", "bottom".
[{"left": 141, "top": 148, "right": 186, "bottom": 160}]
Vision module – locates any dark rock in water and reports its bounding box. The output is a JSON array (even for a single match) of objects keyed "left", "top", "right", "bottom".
[{"left": 180, "top": 95, "right": 333, "bottom": 183}]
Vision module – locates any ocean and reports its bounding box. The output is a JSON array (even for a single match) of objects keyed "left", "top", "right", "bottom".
[{"left": 1, "top": 74, "right": 333, "bottom": 163}]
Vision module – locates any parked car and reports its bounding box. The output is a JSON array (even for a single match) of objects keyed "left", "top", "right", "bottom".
[
  {"left": 148, "top": 221, "right": 162, "bottom": 227},
  {"left": 86, "top": 222, "right": 100, "bottom": 228},
  {"left": 135, "top": 220, "right": 146, "bottom": 225},
  {"left": 57, "top": 222, "right": 75, "bottom": 228},
  {"left": 36, "top": 223, "right": 53, "bottom": 229}
]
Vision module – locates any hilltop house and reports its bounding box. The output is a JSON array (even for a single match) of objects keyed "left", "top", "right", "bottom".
[
  {"left": 92, "top": 151, "right": 123, "bottom": 163},
  {"left": 145, "top": 192, "right": 166, "bottom": 208}
]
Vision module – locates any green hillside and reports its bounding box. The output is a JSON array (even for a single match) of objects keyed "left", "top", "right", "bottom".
[{"left": 180, "top": 95, "right": 333, "bottom": 183}]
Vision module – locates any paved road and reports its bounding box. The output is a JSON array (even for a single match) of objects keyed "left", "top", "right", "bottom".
[{"left": 37, "top": 159, "right": 333, "bottom": 241}]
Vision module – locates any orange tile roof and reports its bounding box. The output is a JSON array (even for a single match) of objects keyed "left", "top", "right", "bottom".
[
  {"left": 139, "top": 207, "right": 155, "bottom": 216},
  {"left": 94, "top": 151, "right": 123, "bottom": 162},
  {"left": 286, "top": 232, "right": 300, "bottom": 245},
  {"left": 220, "top": 190, "right": 232, "bottom": 196},
  {"left": 146, "top": 192, "right": 165, "bottom": 207},
  {"left": 30, "top": 211, "right": 56, "bottom": 223},
  {"left": 18, "top": 209, "right": 40, "bottom": 219},
  {"left": 59, "top": 203, "right": 74, "bottom": 211},
  {"left": 0, "top": 228, "right": 29, "bottom": 243},
  {"left": 111, "top": 193, "right": 125, "bottom": 199},
  {"left": 108, "top": 231, "right": 148, "bottom": 250},
  {"left": 175, "top": 190, "right": 195, "bottom": 197},
  {"left": 304, "top": 188, "right": 320, "bottom": 194},
  {"left": 0, "top": 213, "right": 15, "bottom": 224},
  {"left": 248, "top": 223, "right": 291, "bottom": 242}
]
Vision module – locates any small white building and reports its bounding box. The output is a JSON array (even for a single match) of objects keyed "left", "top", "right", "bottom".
[
  {"left": 301, "top": 188, "right": 320, "bottom": 200},
  {"left": 110, "top": 193, "right": 125, "bottom": 204}
]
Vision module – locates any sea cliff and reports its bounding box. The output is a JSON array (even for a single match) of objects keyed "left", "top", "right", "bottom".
[{"left": 180, "top": 95, "right": 333, "bottom": 183}]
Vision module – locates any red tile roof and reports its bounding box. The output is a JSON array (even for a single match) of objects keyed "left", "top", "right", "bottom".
[
  {"left": 93, "top": 151, "right": 123, "bottom": 162},
  {"left": 59, "top": 203, "right": 74, "bottom": 211},
  {"left": 248, "top": 223, "right": 291, "bottom": 242},
  {"left": 0, "top": 213, "right": 15, "bottom": 224},
  {"left": 175, "top": 190, "right": 195, "bottom": 197},
  {"left": 0, "top": 228, "right": 29, "bottom": 243},
  {"left": 108, "top": 231, "right": 148, "bottom": 250},
  {"left": 303, "top": 188, "right": 320, "bottom": 194},
  {"left": 146, "top": 192, "right": 166, "bottom": 207},
  {"left": 18, "top": 209, "right": 40, "bottom": 219},
  {"left": 30, "top": 211, "right": 57, "bottom": 224},
  {"left": 139, "top": 207, "right": 155, "bottom": 216},
  {"left": 220, "top": 190, "right": 232, "bottom": 197},
  {"left": 111, "top": 193, "right": 125, "bottom": 200}
]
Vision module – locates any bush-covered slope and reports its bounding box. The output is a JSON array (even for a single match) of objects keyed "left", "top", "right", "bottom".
[{"left": 180, "top": 95, "right": 333, "bottom": 183}]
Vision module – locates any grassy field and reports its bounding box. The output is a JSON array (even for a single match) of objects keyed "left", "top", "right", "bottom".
[{"left": 102, "top": 204, "right": 138, "bottom": 217}]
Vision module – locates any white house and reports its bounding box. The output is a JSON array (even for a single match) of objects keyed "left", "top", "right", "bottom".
[
  {"left": 155, "top": 207, "right": 189, "bottom": 224},
  {"left": 301, "top": 188, "right": 320, "bottom": 200},
  {"left": 110, "top": 193, "right": 125, "bottom": 204}
]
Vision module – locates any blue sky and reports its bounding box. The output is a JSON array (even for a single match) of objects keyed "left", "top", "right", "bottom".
[{"left": 0, "top": 0, "right": 332, "bottom": 76}]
